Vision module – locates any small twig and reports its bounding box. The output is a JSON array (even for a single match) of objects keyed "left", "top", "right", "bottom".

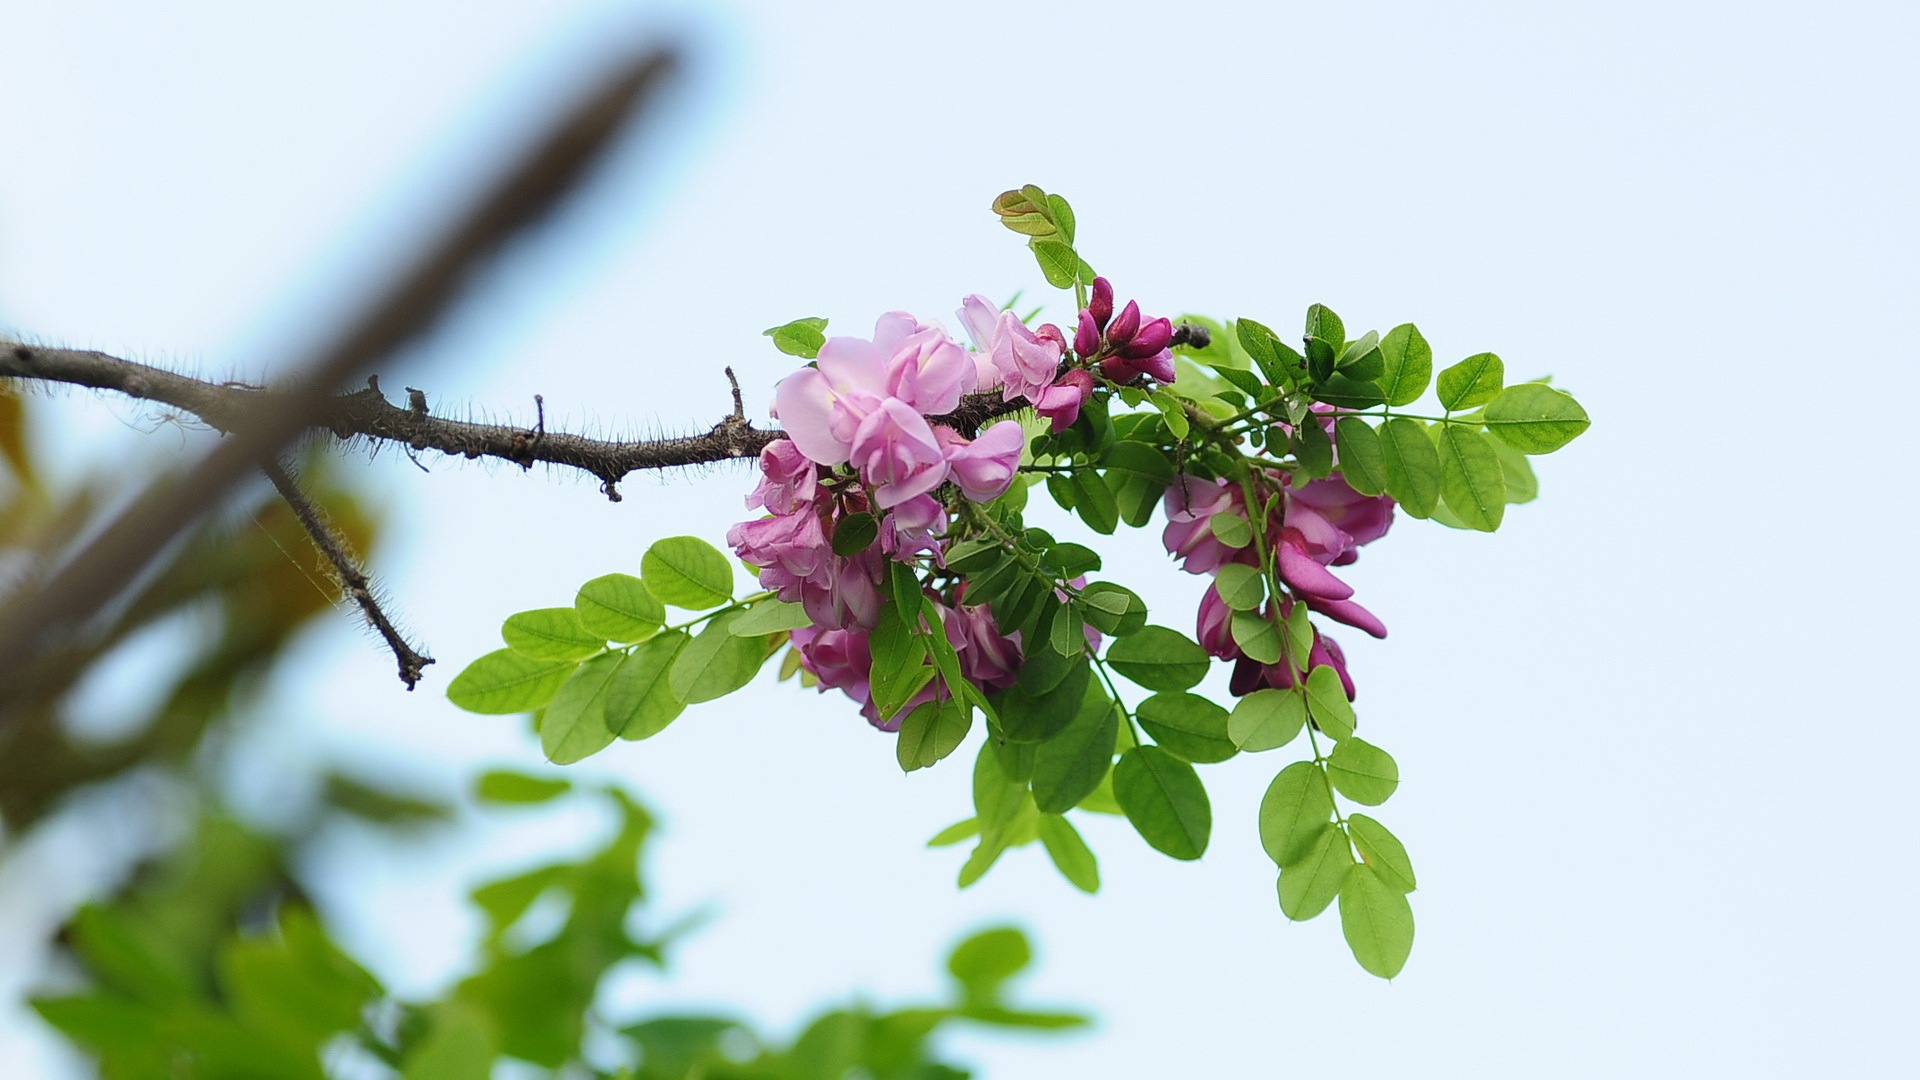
[
  {"left": 724, "top": 366, "right": 745, "bottom": 420},
  {"left": 261, "top": 458, "right": 434, "bottom": 689}
]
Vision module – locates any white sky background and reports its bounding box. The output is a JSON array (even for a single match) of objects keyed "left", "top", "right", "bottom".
[{"left": 2, "top": 1, "right": 1917, "bottom": 1076}]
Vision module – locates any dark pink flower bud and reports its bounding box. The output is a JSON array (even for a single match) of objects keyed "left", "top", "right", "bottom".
[
  {"left": 1075, "top": 310, "right": 1101, "bottom": 357},
  {"left": 1119, "top": 317, "right": 1173, "bottom": 359},
  {"left": 1134, "top": 349, "right": 1176, "bottom": 383},
  {"left": 1089, "top": 276, "right": 1114, "bottom": 329},
  {"left": 1106, "top": 300, "right": 1141, "bottom": 348},
  {"left": 1099, "top": 355, "right": 1140, "bottom": 381}
]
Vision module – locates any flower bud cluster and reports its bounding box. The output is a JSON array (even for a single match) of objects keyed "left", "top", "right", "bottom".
[{"left": 1075, "top": 276, "right": 1176, "bottom": 385}]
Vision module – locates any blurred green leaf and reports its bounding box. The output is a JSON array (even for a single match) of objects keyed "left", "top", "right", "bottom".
[{"left": 474, "top": 771, "right": 571, "bottom": 805}]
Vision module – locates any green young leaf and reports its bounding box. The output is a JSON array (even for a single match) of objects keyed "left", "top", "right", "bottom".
[
  {"left": 1292, "top": 416, "right": 1334, "bottom": 480},
  {"left": 1037, "top": 815, "right": 1100, "bottom": 893},
  {"left": 541, "top": 653, "right": 628, "bottom": 764},
  {"left": 1230, "top": 611, "right": 1285, "bottom": 665},
  {"left": 1078, "top": 582, "right": 1148, "bottom": 636},
  {"left": 1377, "top": 324, "right": 1433, "bottom": 407},
  {"left": 1208, "top": 512, "right": 1254, "bottom": 549},
  {"left": 1135, "top": 693, "right": 1236, "bottom": 764},
  {"left": 1379, "top": 417, "right": 1442, "bottom": 517},
  {"left": 667, "top": 611, "right": 765, "bottom": 704},
  {"left": 1105, "top": 626, "right": 1209, "bottom": 691},
  {"left": 897, "top": 699, "right": 974, "bottom": 773},
  {"left": 1213, "top": 564, "right": 1266, "bottom": 611},
  {"left": 763, "top": 316, "right": 829, "bottom": 359},
  {"left": 503, "top": 607, "right": 606, "bottom": 662},
  {"left": 1482, "top": 383, "right": 1591, "bottom": 453},
  {"left": 1277, "top": 824, "right": 1354, "bottom": 921},
  {"left": 447, "top": 650, "right": 576, "bottom": 715},
  {"left": 1436, "top": 352, "right": 1504, "bottom": 411},
  {"left": 1045, "top": 193, "right": 1076, "bottom": 243},
  {"left": 1304, "top": 666, "right": 1356, "bottom": 741},
  {"left": 1031, "top": 682, "right": 1119, "bottom": 813},
  {"left": 1315, "top": 374, "right": 1385, "bottom": 411},
  {"left": 1282, "top": 601, "right": 1314, "bottom": 669},
  {"left": 1031, "top": 238, "right": 1080, "bottom": 288},
  {"left": 728, "top": 598, "right": 812, "bottom": 636},
  {"left": 832, "top": 511, "right": 880, "bottom": 556},
  {"left": 1229, "top": 688, "right": 1308, "bottom": 752},
  {"left": 1304, "top": 304, "right": 1346, "bottom": 361},
  {"left": 1339, "top": 864, "right": 1416, "bottom": 978},
  {"left": 1259, "top": 761, "right": 1335, "bottom": 867},
  {"left": 574, "top": 573, "right": 664, "bottom": 642},
  {"left": 1326, "top": 737, "right": 1400, "bottom": 805},
  {"left": 1347, "top": 813, "right": 1417, "bottom": 893},
  {"left": 1070, "top": 471, "right": 1119, "bottom": 535},
  {"left": 1149, "top": 390, "right": 1191, "bottom": 440},
  {"left": 474, "top": 771, "right": 571, "bottom": 805},
  {"left": 1337, "top": 329, "right": 1380, "bottom": 367},
  {"left": 1492, "top": 437, "right": 1539, "bottom": 504},
  {"left": 1334, "top": 418, "right": 1388, "bottom": 497},
  {"left": 869, "top": 615, "right": 934, "bottom": 721},
  {"left": 1438, "top": 425, "right": 1508, "bottom": 532},
  {"left": 1112, "top": 746, "right": 1211, "bottom": 860},
  {"left": 947, "top": 926, "right": 1032, "bottom": 1004},
  {"left": 606, "top": 630, "right": 690, "bottom": 739},
  {"left": 641, "top": 536, "right": 734, "bottom": 610},
  {"left": 1234, "top": 318, "right": 1288, "bottom": 385},
  {"left": 928, "top": 818, "right": 980, "bottom": 848}
]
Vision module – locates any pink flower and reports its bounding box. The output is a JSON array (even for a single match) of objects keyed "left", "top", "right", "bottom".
[
  {"left": 1196, "top": 583, "right": 1235, "bottom": 659},
  {"left": 1034, "top": 369, "right": 1094, "bottom": 432},
  {"left": 1229, "top": 630, "right": 1357, "bottom": 700},
  {"left": 956, "top": 294, "right": 1007, "bottom": 393},
  {"left": 848, "top": 398, "right": 950, "bottom": 509},
  {"left": 874, "top": 311, "right": 975, "bottom": 414},
  {"left": 744, "top": 439, "right": 817, "bottom": 515},
  {"left": 881, "top": 493, "right": 947, "bottom": 559},
  {"left": 792, "top": 625, "right": 872, "bottom": 702},
  {"left": 728, "top": 507, "right": 829, "bottom": 584},
  {"left": 946, "top": 602, "right": 1021, "bottom": 689},
  {"left": 986, "top": 310, "right": 1065, "bottom": 404},
  {"left": 1161, "top": 477, "right": 1254, "bottom": 576},
  {"left": 1077, "top": 277, "right": 1176, "bottom": 384},
  {"left": 772, "top": 335, "right": 890, "bottom": 465},
  {"left": 1275, "top": 526, "right": 1355, "bottom": 601},
  {"left": 936, "top": 421, "right": 1025, "bottom": 503},
  {"left": 797, "top": 549, "right": 884, "bottom": 630}
]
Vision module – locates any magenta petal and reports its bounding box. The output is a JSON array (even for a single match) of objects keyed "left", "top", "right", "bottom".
[
  {"left": 772, "top": 368, "right": 849, "bottom": 465},
  {"left": 1089, "top": 276, "right": 1114, "bottom": 328},
  {"left": 1276, "top": 529, "right": 1354, "bottom": 601},
  {"left": 1305, "top": 595, "right": 1387, "bottom": 639},
  {"left": 1075, "top": 310, "right": 1100, "bottom": 357}
]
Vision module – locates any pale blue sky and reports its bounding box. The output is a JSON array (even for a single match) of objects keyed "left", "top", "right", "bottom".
[{"left": 3, "top": 1, "right": 1916, "bottom": 1076}]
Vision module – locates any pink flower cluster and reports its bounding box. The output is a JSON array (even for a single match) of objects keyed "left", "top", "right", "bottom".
[
  {"left": 789, "top": 599, "right": 1023, "bottom": 731},
  {"left": 1076, "top": 276, "right": 1176, "bottom": 385},
  {"left": 1163, "top": 469, "right": 1395, "bottom": 699}
]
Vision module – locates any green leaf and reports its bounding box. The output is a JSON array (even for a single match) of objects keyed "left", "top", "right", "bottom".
[
  {"left": 832, "top": 511, "right": 879, "bottom": 556},
  {"left": 1438, "top": 425, "right": 1507, "bottom": 531},
  {"left": 1046, "top": 601, "right": 1085, "bottom": 657},
  {"left": 1230, "top": 611, "right": 1284, "bottom": 665},
  {"left": 1135, "top": 693, "right": 1236, "bottom": 763},
  {"left": 1340, "top": 865, "right": 1416, "bottom": 978},
  {"left": 1482, "top": 383, "right": 1591, "bottom": 453},
  {"left": 503, "top": 607, "right": 605, "bottom": 661},
  {"left": 641, "top": 537, "right": 734, "bottom": 610},
  {"left": 1213, "top": 564, "right": 1266, "bottom": 611},
  {"left": 1348, "top": 813, "right": 1417, "bottom": 893},
  {"left": 575, "top": 573, "right": 663, "bottom": 642},
  {"left": 1208, "top": 512, "right": 1253, "bottom": 549},
  {"left": 1338, "top": 330, "right": 1380, "bottom": 366},
  {"left": 1315, "top": 374, "right": 1385, "bottom": 410},
  {"left": 1045, "top": 193, "right": 1076, "bottom": 244},
  {"left": 606, "top": 631, "right": 690, "bottom": 739},
  {"left": 668, "top": 611, "right": 765, "bottom": 703},
  {"left": 1283, "top": 601, "right": 1314, "bottom": 668},
  {"left": 1259, "top": 761, "right": 1334, "bottom": 867},
  {"left": 1379, "top": 417, "right": 1442, "bottom": 517},
  {"left": 1304, "top": 666, "right": 1356, "bottom": 741},
  {"left": 1031, "top": 683, "right": 1119, "bottom": 813},
  {"left": 1105, "top": 626, "right": 1209, "bottom": 691},
  {"left": 948, "top": 927, "right": 1031, "bottom": 1004},
  {"left": 729, "top": 598, "right": 812, "bottom": 636},
  {"left": 1078, "top": 582, "right": 1147, "bottom": 636},
  {"left": 474, "top": 771, "right": 571, "bottom": 804},
  {"left": 1277, "top": 824, "right": 1353, "bottom": 920},
  {"left": 1334, "top": 418, "right": 1388, "bottom": 497},
  {"left": 1100, "top": 439, "right": 1175, "bottom": 484},
  {"left": 1229, "top": 688, "right": 1307, "bottom": 752},
  {"left": 868, "top": 615, "right": 933, "bottom": 721},
  {"left": 1292, "top": 416, "right": 1333, "bottom": 480},
  {"left": 1327, "top": 737, "right": 1399, "bottom": 805},
  {"left": 997, "top": 657, "right": 1092, "bottom": 743},
  {"left": 403, "top": 1002, "right": 496, "bottom": 1080},
  {"left": 447, "top": 649, "right": 576, "bottom": 715},
  {"left": 1492, "top": 437, "right": 1539, "bottom": 504},
  {"left": 1112, "top": 746, "right": 1211, "bottom": 860},
  {"left": 1031, "top": 238, "right": 1079, "bottom": 288},
  {"left": 1377, "top": 324, "right": 1433, "bottom": 407},
  {"left": 541, "top": 653, "right": 628, "bottom": 764},
  {"left": 928, "top": 818, "right": 979, "bottom": 847},
  {"left": 1436, "top": 352, "right": 1503, "bottom": 411},
  {"left": 1070, "top": 470, "right": 1119, "bottom": 534},
  {"left": 1037, "top": 815, "right": 1100, "bottom": 893},
  {"left": 1235, "top": 318, "right": 1290, "bottom": 385},
  {"left": 68, "top": 905, "right": 196, "bottom": 1006},
  {"left": 897, "top": 699, "right": 973, "bottom": 772},
  {"left": 1304, "top": 304, "right": 1346, "bottom": 360},
  {"left": 763, "top": 317, "right": 828, "bottom": 359}
]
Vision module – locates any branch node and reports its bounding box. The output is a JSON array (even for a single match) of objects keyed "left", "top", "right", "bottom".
[
  {"left": 724, "top": 366, "right": 744, "bottom": 420},
  {"left": 406, "top": 387, "right": 428, "bottom": 419}
]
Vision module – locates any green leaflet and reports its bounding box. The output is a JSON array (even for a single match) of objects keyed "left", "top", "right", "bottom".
[
  {"left": 997, "top": 656, "right": 1091, "bottom": 744},
  {"left": 1113, "top": 746, "right": 1210, "bottom": 860},
  {"left": 1228, "top": 689, "right": 1307, "bottom": 752},
  {"left": 1104, "top": 626, "right": 1208, "bottom": 691},
  {"left": 667, "top": 611, "right": 765, "bottom": 704},
  {"left": 606, "top": 631, "right": 689, "bottom": 740},
  {"left": 1334, "top": 418, "right": 1388, "bottom": 498},
  {"left": 897, "top": 699, "right": 972, "bottom": 773},
  {"left": 1208, "top": 512, "right": 1253, "bottom": 549},
  {"left": 1230, "top": 611, "right": 1284, "bottom": 665},
  {"left": 1037, "top": 815, "right": 1100, "bottom": 894},
  {"left": 1347, "top": 813, "right": 1417, "bottom": 893},
  {"left": 474, "top": 771, "right": 571, "bottom": 805},
  {"left": 1212, "top": 564, "right": 1266, "bottom": 611},
  {"left": 1377, "top": 323, "right": 1433, "bottom": 407},
  {"left": 1277, "top": 824, "right": 1353, "bottom": 920},
  {"left": 1339, "top": 864, "right": 1415, "bottom": 979},
  {"left": 1437, "top": 425, "right": 1507, "bottom": 532},
  {"left": 640, "top": 536, "right": 734, "bottom": 610},
  {"left": 1436, "top": 352, "right": 1503, "bottom": 410},
  {"left": 763, "top": 316, "right": 828, "bottom": 359},
  {"left": 447, "top": 650, "right": 576, "bottom": 715},
  {"left": 1077, "top": 582, "right": 1148, "bottom": 636},
  {"left": 1259, "top": 761, "right": 1334, "bottom": 867},
  {"left": 1070, "top": 471, "right": 1119, "bottom": 534},
  {"left": 502, "top": 608, "right": 605, "bottom": 662},
  {"left": 1482, "top": 382, "right": 1591, "bottom": 453},
  {"left": 1303, "top": 666, "right": 1356, "bottom": 742},
  {"left": 1326, "top": 737, "right": 1400, "bottom": 806},
  {"left": 728, "top": 598, "right": 812, "bottom": 636},
  {"left": 1030, "top": 681, "right": 1119, "bottom": 813},
  {"left": 574, "top": 573, "right": 663, "bottom": 642},
  {"left": 1134, "top": 693, "right": 1236, "bottom": 764},
  {"left": 541, "top": 653, "right": 628, "bottom": 765},
  {"left": 1379, "top": 417, "right": 1441, "bottom": 517}
]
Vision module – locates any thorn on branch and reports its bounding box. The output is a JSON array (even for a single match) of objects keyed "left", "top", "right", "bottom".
[
  {"left": 724, "top": 366, "right": 744, "bottom": 421},
  {"left": 406, "top": 387, "right": 428, "bottom": 419},
  {"left": 261, "top": 457, "right": 434, "bottom": 689}
]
